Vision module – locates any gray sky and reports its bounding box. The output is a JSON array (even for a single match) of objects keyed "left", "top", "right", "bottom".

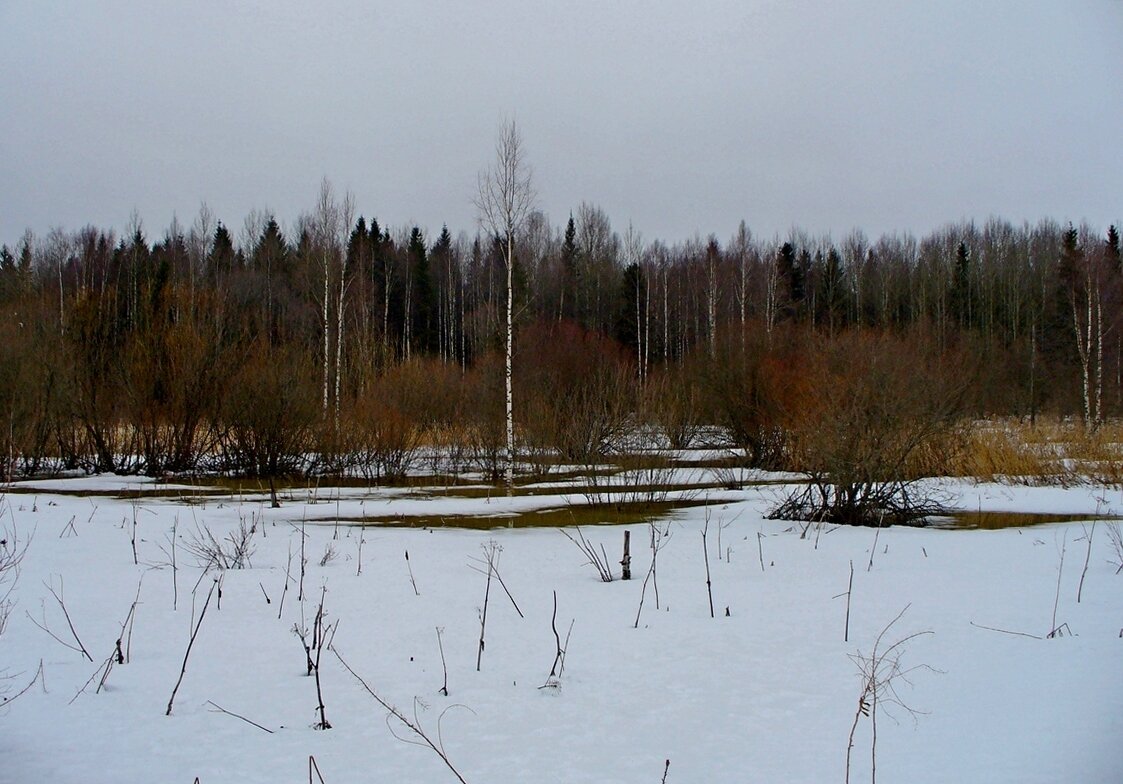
[{"left": 2, "top": 1, "right": 1121, "bottom": 247}]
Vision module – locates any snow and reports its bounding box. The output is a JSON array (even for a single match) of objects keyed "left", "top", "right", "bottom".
[{"left": 1, "top": 478, "right": 1120, "bottom": 783}]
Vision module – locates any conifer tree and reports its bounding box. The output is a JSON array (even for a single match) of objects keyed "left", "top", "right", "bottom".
[
  {"left": 561, "top": 214, "right": 577, "bottom": 321},
  {"left": 1106, "top": 224, "right": 1120, "bottom": 273}
]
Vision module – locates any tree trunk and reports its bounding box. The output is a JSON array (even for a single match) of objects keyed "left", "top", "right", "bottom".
[{"left": 505, "top": 233, "right": 515, "bottom": 494}]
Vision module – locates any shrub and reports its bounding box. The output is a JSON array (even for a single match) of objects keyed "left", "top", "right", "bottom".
[
  {"left": 219, "top": 340, "right": 318, "bottom": 477},
  {"left": 772, "top": 330, "right": 969, "bottom": 526}
]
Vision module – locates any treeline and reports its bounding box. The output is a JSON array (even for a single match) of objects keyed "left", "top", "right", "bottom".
[{"left": 0, "top": 184, "right": 1120, "bottom": 478}]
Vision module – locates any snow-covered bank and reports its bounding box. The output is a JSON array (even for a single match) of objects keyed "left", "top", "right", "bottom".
[{"left": 1, "top": 480, "right": 1120, "bottom": 783}]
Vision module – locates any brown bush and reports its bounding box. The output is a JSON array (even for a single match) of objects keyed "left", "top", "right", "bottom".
[
  {"left": 641, "top": 366, "right": 703, "bottom": 450},
  {"left": 517, "top": 321, "right": 636, "bottom": 470},
  {"left": 772, "top": 330, "right": 970, "bottom": 525},
  {"left": 219, "top": 340, "right": 319, "bottom": 477},
  {"left": 696, "top": 325, "right": 809, "bottom": 466}
]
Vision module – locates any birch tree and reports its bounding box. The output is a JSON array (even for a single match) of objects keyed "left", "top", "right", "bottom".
[{"left": 476, "top": 120, "right": 534, "bottom": 492}]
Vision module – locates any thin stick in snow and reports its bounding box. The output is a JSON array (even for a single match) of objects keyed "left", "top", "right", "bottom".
[
  {"left": 757, "top": 531, "right": 765, "bottom": 572},
  {"left": 845, "top": 605, "right": 933, "bottom": 784},
  {"left": 405, "top": 550, "right": 420, "bottom": 596},
  {"left": 37, "top": 577, "right": 92, "bottom": 661},
  {"left": 702, "top": 520, "right": 714, "bottom": 619},
  {"left": 436, "top": 626, "right": 449, "bottom": 696},
  {"left": 166, "top": 579, "right": 217, "bottom": 716},
  {"left": 1047, "top": 531, "right": 1067, "bottom": 638},
  {"left": 122, "top": 576, "right": 142, "bottom": 664},
  {"left": 356, "top": 531, "right": 365, "bottom": 577},
  {"left": 476, "top": 542, "right": 496, "bottom": 672},
  {"left": 171, "top": 516, "right": 178, "bottom": 611},
  {"left": 1077, "top": 521, "right": 1096, "bottom": 603},
  {"left": 541, "top": 590, "right": 573, "bottom": 689},
  {"left": 831, "top": 560, "right": 855, "bottom": 643},
  {"left": 467, "top": 545, "right": 522, "bottom": 617},
  {"left": 278, "top": 542, "right": 293, "bottom": 621},
  {"left": 331, "top": 647, "right": 472, "bottom": 784},
  {"left": 561, "top": 526, "right": 614, "bottom": 582},
  {"left": 309, "top": 755, "right": 327, "bottom": 784},
  {"left": 1, "top": 660, "right": 44, "bottom": 708},
  {"left": 206, "top": 700, "right": 274, "bottom": 733},
  {"left": 299, "top": 517, "right": 307, "bottom": 602},
  {"left": 968, "top": 621, "right": 1042, "bottom": 640},
  {"left": 867, "top": 517, "right": 883, "bottom": 573}
]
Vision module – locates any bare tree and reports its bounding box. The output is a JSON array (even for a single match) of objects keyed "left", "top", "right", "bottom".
[
  {"left": 476, "top": 119, "right": 535, "bottom": 492},
  {"left": 729, "top": 221, "right": 752, "bottom": 350},
  {"left": 334, "top": 191, "right": 356, "bottom": 431},
  {"left": 314, "top": 179, "right": 339, "bottom": 417}
]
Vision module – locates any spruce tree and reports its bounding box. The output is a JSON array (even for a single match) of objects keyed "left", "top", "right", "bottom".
[
  {"left": 1106, "top": 225, "right": 1120, "bottom": 273},
  {"left": 951, "top": 241, "right": 971, "bottom": 328},
  {"left": 561, "top": 214, "right": 578, "bottom": 321},
  {"left": 408, "top": 226, "right": 436, "bottom": 354}
]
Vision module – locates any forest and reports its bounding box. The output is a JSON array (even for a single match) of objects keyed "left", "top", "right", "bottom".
[{"left": 0, "top": 181, "right": 1120, "bottom": 494}]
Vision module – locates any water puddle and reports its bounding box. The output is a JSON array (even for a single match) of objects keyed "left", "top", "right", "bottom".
[
  {"left": 939, "top": 511, "right": 1120, "bottom": 530},
  {"left": 332, "top": 499, "right": 710, "bottom": 530}
]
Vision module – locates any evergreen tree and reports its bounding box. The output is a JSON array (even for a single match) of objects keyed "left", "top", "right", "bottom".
[
  {"left": 951, "top": 241, "right": 971, "bottom": 328},
  {"left": 561, "top": 214, "right": 578, "bottom": 321},
  {"left": 777, "top": 242, "right": 802, "bottom": 318},
  {"left": 1106, "top": 224, "right": 1120, "bottom": 273},
  {"left": 614, "top": 261, "right": 644, "bottom": 353},
  {"left": 251, "top": 217, "right": 289, "bottom": 340},
  {"left": 207, "top": 222, "right": 236, "bottom": 282},
  {"left": 824, "top": 247, "right": 846, "bottom": 332},
  {"left": 0, "top": 245, "right": 15, "bottom": 302},
  {"left": 408, "top": 226, "right": 436, "bottom": 354}
]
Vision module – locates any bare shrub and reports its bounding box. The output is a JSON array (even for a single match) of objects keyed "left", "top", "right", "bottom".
[
  {"left": 561, "top": 527, "right": 614, "bottom": 582},
  {"left": 185, "top": 518, "right": 256, "bottom": 570},
  {"left": 349, "top": 395, "right": 421, "bottom": 483},
  {"left": 695, "top": 327, "right": 799, "bottom": 468},
  {"left": 120, "top": 289, "right": 228, "bottom": 476},
  {"left": 519, "top": 322, "right": 635, "bottom": 480},
  {"left": 0, "top": 318, "right": 64, "bottom": 478},
  {"left": 772, "top": 331, "right": 968, "bottom": 526},
  {"left": 846, "top": 605, "right": 934, "bottom": 784},
  {"left": 1107, "top": 522, "right": 1123, "bottom": 574},
  {"left": 642, "top": 366, "right": 702, "bottom": 451},
  {"left": 0, "top": 521, "right": 29, "bottom": 641},
  {"left": 461, "top": 353, "right": 507, "bottom": 483},
  {"left": 220, "top": 340, "right": 318, "bottom": 477},
  {"left": 350, "top": 358, "right": 463, "bottom": 481}
]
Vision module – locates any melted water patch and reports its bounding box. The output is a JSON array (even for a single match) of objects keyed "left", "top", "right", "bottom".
[
  {"left": 940, "top": 511, "right": 1120, "bottom": 530},
  {"left": 333, "top": 500, "right": 711, "bottom": 530}
]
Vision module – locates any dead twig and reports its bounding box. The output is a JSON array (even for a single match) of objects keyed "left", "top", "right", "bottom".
[
  {"left": 1077, "top": 521, "right": 1096, "bottom": 603},
  {"left": 35, "top": 576, "right": 93, "bottom": 661},
  {"left": 436, "top": 626, "right": 449, "bottom": 696},
  {"left": 206, "top": 700, "right": 274, "bottom": 733},
  {"left": 845, "top": 605, "right": 935, "bottom": 784},
  {"left": 560, "top": 526, "right": 614, "bottom": 582},
  {"left": 969, "top": 621, "right": 1043, "bottom": 640},
  {"left": 331, "top": 646, "right": 472, "bottom": 784},
  {"left": 1047, "top": 531, "right": 1067, "bottom": 638},
  {"left": 166, "top": 579, "right": 217, "bottom": 716},
  {"left": 1, "top": 659, "right": 44, "bottom": 707}
]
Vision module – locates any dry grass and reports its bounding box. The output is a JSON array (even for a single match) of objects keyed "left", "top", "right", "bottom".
[{"left": 930, "top": 418, "right": 1123, "bottom": 486}]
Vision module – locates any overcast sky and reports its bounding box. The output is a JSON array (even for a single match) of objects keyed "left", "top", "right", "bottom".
[{"left": 2, "top": 1, "right": 1121, "bottom": 248}]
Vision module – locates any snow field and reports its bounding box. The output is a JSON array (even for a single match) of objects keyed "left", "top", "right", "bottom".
[{"left": 1, "top": 480, "right": 1120, "bottom": 783}]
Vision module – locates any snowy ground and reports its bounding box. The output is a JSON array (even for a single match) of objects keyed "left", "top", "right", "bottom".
[{"left": 1, "top": 476, "right": 1120, "bottom": 783}]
